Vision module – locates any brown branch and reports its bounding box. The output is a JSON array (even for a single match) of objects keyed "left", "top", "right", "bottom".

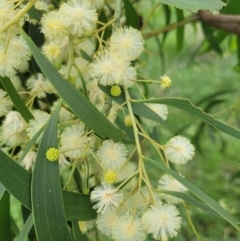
[{"left": 198, "top": 10, "right": 240, "bottom": 35}]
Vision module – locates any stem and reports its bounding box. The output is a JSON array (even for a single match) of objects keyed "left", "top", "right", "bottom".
[
  {"left": 143, "top": 15, "right": 199, "bottom": 39},
  {"left": 183, "top": 202, "right": 201, "bottom": 241},
  {"left": 73, "top": 63, "right": 88, "bottom": 98},
  {"left": 123, "top": 86, "right": 156, "bottom": 205},
  {"left": 65, "top": 35, "right": 74, "bottom": 79},
  {"left": 0, "top": 0, "right": 38, "bottom": 33}
]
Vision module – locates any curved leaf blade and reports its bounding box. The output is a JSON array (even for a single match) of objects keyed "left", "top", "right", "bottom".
[
  {"left": 159, "top": 0, "right": 226, "bottom": 14},
  {"left": 16, "top": 213, "right": 33, "bottom": 241},
  {"left": 144, "top": 156, "right": 240, "bottom": 231},
  {"left": 135, "top": 97, "right": 240, "bottom": 140},
  {"left": 123, "top": 0, "right": 139, "bottom": 29},
  {"left": 21, "top": 30, "right": 124, "bottom": 142},
  {"left": 0, "top": 77, "right": 34, "bottom": 122},
  {"left": 31, "top": 101, "right": 72, "bottom": 241}
]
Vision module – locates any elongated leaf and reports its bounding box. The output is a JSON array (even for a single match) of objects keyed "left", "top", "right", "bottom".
[
  {"left": 176, "top": 9, "right": 184, "bottom": 52},
  {"left": 0, "top": 192, "right": 12, "bottom": 241},
  {"left": 123, "top": 0, "right": 139, "bottom": 29},
  {"left": 0, "top": 183, "right": 5, "bottom": 199},
  {"left": 144, "top": 156, "right": 240, "bottom": 231},
  {"left": 0, "top": 149, "right": 32, "bottom": 209},
  {"left": 162, "top": 4, "right": 171, "bottom": 43},
  {"left": 21, "top": 30, "right": 124, "bottom": 142},
  {"left": 159, "top": 190, "right": 221, "bottom": 217},
  {"left": 0, "top": 77, "right": 34, "bottom": 122},
  {"left": 0, "top": 149, "right": 96, "bottom": 221},
  {"left": 16, "top": 213, "right": 33, "bottom": 241},
  {"left": 134, "top": 97, "right": 240, "bottom": 140},
  {"left": 31, "top": 101, "right": 72, "bottom": 241},
  {"left": 159, "top": 0, "right": 225, "bottom": 13},
  {"left": 63, "top": 191, "right": 97, "bottom": 221}
]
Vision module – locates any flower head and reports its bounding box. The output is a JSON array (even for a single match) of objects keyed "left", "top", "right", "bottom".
[
  {"left": 158, "top": 174, "right": 188, "bottom": 204},
  {"left": 59, "top": 0, "right": 98, "bottom": 36},
  {"left": 97, "top": 209, "right": 119, "bottom": 238},
  {"left": 26, "top": 73, "right": 55, "bottom": 98},
  {"left": 46, "top": 147, "right": 60, "bottom": 161},
  {"left": 60, "top": 123, "right": 90, "bottom": 159},
  {"left": 110, "top": 85, "right": 122, "bottom": 97},
  {"left": 165, "top": 136, "right": 195, "bottom": 165},
  {"left": 142, "top": 202, "right": 182, "bottom": 241},
  {"left": 90, "top": 183, "right": 123, "bottom": 213},
  {"left": 160, "top": 75, "right": 171, "bottom": 89},
  {"left": 89, "top": 50, "right": 136, "bottom": 87},
  {"left": 21, "top": 151, "right": 36, "bottom": 171},
  {"left": 41, "top": 11, "right": 67, "bottom": 41},
  {"left": 0, "top": 89, "right": 13, "bottom": 117},
  {"left": 124, "top": 115, "right": 132, "bottom": 127},
  {"left": 97, "top": 140, "right": 128, "bottom": 171},
  {"left": 0, "top": 46, "right": 19, "bottom": 77},
  {"left": 104, "top": 170, "right": 117, "bottom": 184},
  {"left": 112, "top": 211, "right": 147, "bottom": 241},
  {"left": 109, "top": 26, "right": 144, "bottom": 61}
]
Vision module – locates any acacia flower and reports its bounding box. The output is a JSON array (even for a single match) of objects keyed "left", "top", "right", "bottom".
[
  {"left": 46, "top": 147, "right": 60, "bottom": 162},
  {"left": 27, "top": 110, "right": 49, "bottom": 142},
  {"left": 60, "top": 123, "right": 90, "bottom": 159},
  {"left": 142, "top": 202, "right": 182, "bottom": 241},
  {"left": 90, "top": 183, "right": 123, "bottom": 213},
  {"left": 160, "top": 75, "right": 171, "bottom": 89},
  {"left": 0, "top": 89, "right": 13, "bottom": 117},
  {"left": 41, "top": 11, "right": 67, "bottom": 41},
  {"left": 109, "top": 26, "right": 144, "bottom": 61},
  {"left": 89, "top": 50, "right": 136, "bottom": 87},
  {"left": 21, "top": 151, "right": 36, "bottom": 171},
  {"left": 104, "top": 170, "right": 117, "bottom": 184},
  {"left": 97, "top": 140, "right": 128, "bottom": 171},
  {"left": 97, "top": 209, "right": 119, "bottom": 238},
  {"left": 158, "top": 174, "right": 188, "bottom": 204},
  {"left": 165, "top": 136, "right": 195, "bottom": 165},
  {"left": 112, "top": 211, "right": 147, "bottom": 241},
  {"left": 110, "top": 85, "right": 122, "bottom": 97},
  {"left": 26, "top": 73, "right": 55, "bottom": 98},
  {"left": 9, "top": 36, "right": 31, "bottom": 61},
  {"left": 59, "top": 0, "right": 98, "bottom": 37},
  {"left": 0, "top": 46, "right": 19, "bottom": 77}
]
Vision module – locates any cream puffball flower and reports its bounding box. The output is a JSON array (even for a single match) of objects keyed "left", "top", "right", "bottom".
[
  {"left": 89, "top": 50, "right": 136, "bottom": 87},
  {"left": 0, "top": 89, "right": 13, "bottom": 117},
  {"left": 142, "top": 202, "right": 182, "bottom": 241},
  {"left": 21, "top": 151, "right": 36, "bottom": 171},
  {"left": 59, "top": 0, "right": 98, "bottom": 36},
  {"left": 97, "top": 140, "right": 128, "bottom": 171},
  {"left": 26, "top": 73, "right": 55, "bottom": 98},
  {"left": 112, "top": 212, "right": 147, "bottom": 241},
  {"left": 41, "top": 11, "right": 67, "bottom": 41},
  {"left": 110, "top": 26, "right": 144, "bottom": 61},
  {"left": 60, "top": 123, "right": 90, "bottom": 159},
  {"left": 90, "top": 183, "right": 124, "bottom": 213},
  {"left": 97, "top": 210, "right": 119, "bottom": 237},
  {"left": 165, "top": 136, "right": 195, "bottom": 165},
  {"left": 0, "top": 46, "right": 20, "bottom": 77},
  {"left": 141, "top": 103, "right": 168, "bottom": 126},
  {"left": 27, "top": 110, "right": 49, "bottom": 142},
  {"left": 158, "top": 174, "right": 188, "bottom": 204},
  {"left": 9, "top": 36, "right": 31, "bottom": 62}
]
